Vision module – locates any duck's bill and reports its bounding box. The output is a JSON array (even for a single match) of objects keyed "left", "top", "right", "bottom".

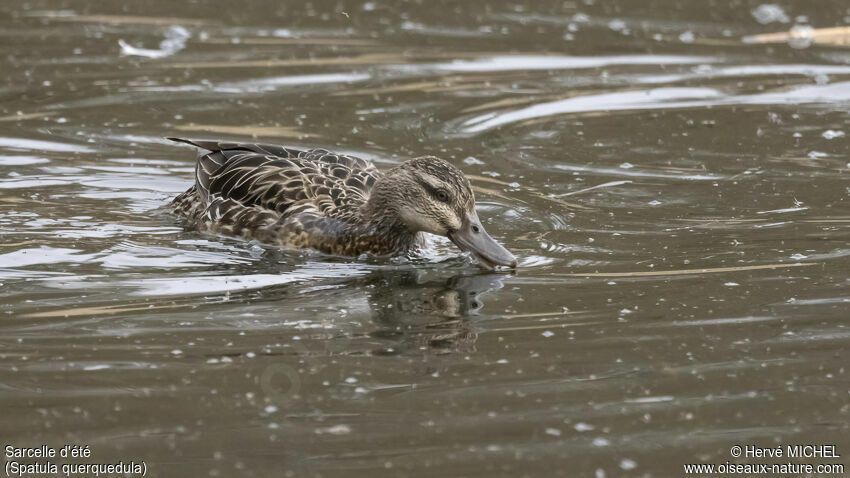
[{"left": 449, "top": 215, "right": 517, "bottom": 270}]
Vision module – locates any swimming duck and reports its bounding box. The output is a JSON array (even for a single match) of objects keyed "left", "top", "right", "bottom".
[{"left": 168, "top": 138, "right": 516, "bottom": 269}]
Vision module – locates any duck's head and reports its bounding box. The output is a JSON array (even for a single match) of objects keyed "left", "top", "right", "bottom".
[{"left": 368, "top": 156, "right": 517, "bottom": 270}]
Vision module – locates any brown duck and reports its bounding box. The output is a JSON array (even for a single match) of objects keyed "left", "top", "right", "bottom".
[{"left": 168, "top": 138, "right": 516, "bottom": 269}]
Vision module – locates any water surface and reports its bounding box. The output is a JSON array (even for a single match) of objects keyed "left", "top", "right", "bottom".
[{"left": 1, "top": 0, "right": 849, "bottom": 476}]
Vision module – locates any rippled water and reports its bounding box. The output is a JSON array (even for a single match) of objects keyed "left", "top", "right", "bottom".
[{"left": 2, "top": 1, "right": 849, "bottom": 476}]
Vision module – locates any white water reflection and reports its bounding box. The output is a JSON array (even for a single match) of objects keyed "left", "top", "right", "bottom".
[
  {"left": 0, "top": 137, "right": 94, "bottom": 153},
  {"left": 634, "top": 64, "right": 850, "bottom": 84},
  {"left": 217, "top": 73, "right": 372, "bottom": 93},
  {"left": 98, "top": 244, "right": 253, "bottom": 270},
  {"left": 552, "top": 163, "right": 724, "bottom": 181},
  {"left": 0, "top": 156, "right": 50, "bottom": 165},
  {"left": 416, "top": 54, "right": 718, "bottom": 73},
  {"left": 462, "top": 87, "right": 722, "bottom": 132},
  {"left": 0, "top": 247, "right": 98, "bottom": 268},
  {"left": 37, "top": 263, "right": 373, "bottom": 296},
  {"left": 134, "top": 72, "right": 372, "bottom": 94},
  {"left": 461, "top": 81, "right": 850, "bottom": 133}
]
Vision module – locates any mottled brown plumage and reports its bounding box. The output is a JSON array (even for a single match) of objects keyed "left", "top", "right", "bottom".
[{"left": 168, "top": 138, "right": 517, "bottom": 268}]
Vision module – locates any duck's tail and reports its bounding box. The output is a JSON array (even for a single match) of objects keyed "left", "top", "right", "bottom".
[
  {"left": 165, "top": 137, "right": 306, "bottom": 158},
  {"left": 166, "top": 137, "right": 224, "bottom": 151}
]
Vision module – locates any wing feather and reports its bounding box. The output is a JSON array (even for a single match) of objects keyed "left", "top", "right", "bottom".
[{"left": 169, "top": 138, "right": 382, "bottom": 224}]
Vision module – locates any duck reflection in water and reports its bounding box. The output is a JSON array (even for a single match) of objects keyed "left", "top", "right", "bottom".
[{"left": 365, "top": 271, "right": 507, "bottom": 355}]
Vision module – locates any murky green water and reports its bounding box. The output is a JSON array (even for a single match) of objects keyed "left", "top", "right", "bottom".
[{"left": 2, "top": 1, "right": 849, "bottom": 476}]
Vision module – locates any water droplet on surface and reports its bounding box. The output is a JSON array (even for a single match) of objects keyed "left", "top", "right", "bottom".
[
  {"left": 751, "top": 4, "right": 790, "bottom": 24},
  {"left": 314, "top": 424, "right": 351, "bottom": 435},
  {"left": 574, "top": 422, "right": 595, "bottom": 432}
]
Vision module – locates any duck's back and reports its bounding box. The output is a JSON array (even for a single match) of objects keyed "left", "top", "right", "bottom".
[{"left": 170, "top": 138, "right": 383, "bottom": 248}]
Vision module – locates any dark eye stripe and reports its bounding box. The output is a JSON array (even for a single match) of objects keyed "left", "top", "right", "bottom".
[{"left": 414, "top": 177, "right": 449, "bottom": 202}]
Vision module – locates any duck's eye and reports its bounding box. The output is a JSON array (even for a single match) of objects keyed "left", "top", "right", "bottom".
[{"left": 435, "top": 190, "right": 450, "bottom": 203}]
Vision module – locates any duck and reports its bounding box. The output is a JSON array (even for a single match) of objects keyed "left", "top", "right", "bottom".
[{"left": 167, "top": 138, "right": 517, "bottom": 269}]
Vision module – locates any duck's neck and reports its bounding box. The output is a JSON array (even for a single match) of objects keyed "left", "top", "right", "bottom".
[{"left": 354, "top": 177, "right": 421, "bottom": 255}]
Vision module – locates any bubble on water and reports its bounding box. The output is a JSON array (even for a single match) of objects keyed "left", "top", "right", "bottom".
[
  {"left": 541, "top": 331, "right": 554, "bottom": 338},
  {"left": 592, "top": 437, "right": 611, "bottom": 447},
  {"left": 574, "top": 422, "right": 595, "bottom": 432},
  {"left": 83, "top": 364, "right": 110, "bottom": 371},
  {"left": 314, "top": 424, "right": 351, "bottom": 435},
  {"left": 249, "top": 244, "right": 265, "bottom": 257},
  {"left": 545, "top": 428, "right": 562, "bottom": 436},
  {"left": 264, "top": 405, "right": 278, "bottom": 414},
  {"left": 619, "top": 162, "right": 634, "bottom": 169},
  {"left": 119, "top": 25, "right": 190, "bottom": 59},
  {"left": 788, "top": 24, "right": 814, "bottom": 49},
  {"left": 822, "top": 130, "right": 845, "bottom": 139},
  {"left": 463, "top": 156, "right": 484, "bottom": 165},
  {"left": 724, "top": 282, "right": 740, "bottom": 287},
  {"left": 607, "top": 19, "right": 627, "bottom": 32},
  {"left": 648, "top": 200, "right": 662, "bottom": 206},
  {"left": 751, "top": 4, "right": 790, "bottom": 24},
  {"left": 679, "top": 31, "right": 695, "bottom": 43},
  {"left": 619, "top": 459, "right": 637, "bottom": 470},
  {"left": 790, "top": 253, "right": 807, "bottom": 260}
]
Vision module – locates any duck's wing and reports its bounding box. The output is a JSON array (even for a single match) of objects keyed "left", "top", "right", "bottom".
[{"left": 169, "top": 138, "right": 380, "bottom": 220}]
